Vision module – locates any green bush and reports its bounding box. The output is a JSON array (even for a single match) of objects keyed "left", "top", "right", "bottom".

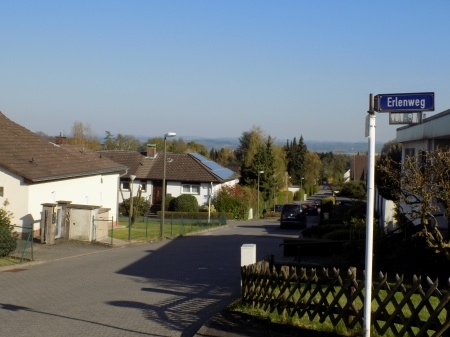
[
  {"left": 121, "top": 197, "right": 151, "bottom": 216},
  {"left": 171, "top": 194, "right": 199, "bottom": 212},
  {"left": 320, "top": 197, "right": 335, "bottom": 214},
  {"left": 0, "top": 208, "right": 17, "bottom": 257},
  {"left": 339, "top": 181, "right": 366, "bottom": 200},
  {"left": 277, "top": 190, "right": 293, "bottom": 204},
  {"left": 213, "top": 185, "right": 250, "bottom": 220}
]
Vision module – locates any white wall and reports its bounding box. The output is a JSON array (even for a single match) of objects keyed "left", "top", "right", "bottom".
[
  {"left": 0, "top": 167, "right": 29, "bottom": 230},
  {"left": 167, "top": 179, "right": 239, "bottom": 207},
  {"left": 120, "top": 180, "right": 152, "bottom": 204},
  {"left": 0, "top": 168, "right": 119, "bottom": 231},
  {"left": 119, "top": 178, "right": 239, "bottom": 208}
]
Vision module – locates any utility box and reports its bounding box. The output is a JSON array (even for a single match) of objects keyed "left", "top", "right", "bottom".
[{"left": 241, "top": 244, "right": 256, "bottom": 266}]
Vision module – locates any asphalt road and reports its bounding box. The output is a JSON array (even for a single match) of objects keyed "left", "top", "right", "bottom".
[{"left": 0, "top": 218, "right": 303, "bottom": 337}]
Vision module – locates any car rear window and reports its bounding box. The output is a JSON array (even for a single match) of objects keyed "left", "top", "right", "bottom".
[{"left": 282, "top": 205, "right": 300, "bottom": 213}]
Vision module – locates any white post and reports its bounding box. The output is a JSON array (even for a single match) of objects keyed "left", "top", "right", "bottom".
[
  {"left": 363, "top": 95, "right": 376, "bottom": 337},
  {"left": 241, "top": 244, "right": 256, "bottom": 266}
]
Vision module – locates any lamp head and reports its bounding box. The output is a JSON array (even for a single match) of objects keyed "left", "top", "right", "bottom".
[{"left": 164, "top": 132, "right": 176, "bottom": 138}]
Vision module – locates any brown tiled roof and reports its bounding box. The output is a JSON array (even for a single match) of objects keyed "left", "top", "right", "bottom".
[
  {"left": 99, "top": 150, "right": 238, "bottom": 183},
  {"left": 0, "top": 112, "right": 127, "bottom": 182},
  {"left": 97, "top": 150, "right": 152, "bottom": 179},
  {"left": 148, "top": 153, "right": 224, "bottom": 183}
]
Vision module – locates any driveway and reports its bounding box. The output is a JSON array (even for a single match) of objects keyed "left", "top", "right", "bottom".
[{"left": 0, "top": 219, "right": 300, "bottom": 337}]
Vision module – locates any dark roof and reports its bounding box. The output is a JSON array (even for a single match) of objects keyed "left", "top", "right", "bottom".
[
  {"left": 99, "top": 150, "right": 239, "bottom": 183},
  {"left": 0, "top": 112, "right": 127, "bottom": 183},
  {"left": 97, "top": 150, "right": 152, "bottom": 179}
]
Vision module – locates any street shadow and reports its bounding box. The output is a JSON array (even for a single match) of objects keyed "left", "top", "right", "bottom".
[{"left": 113, "top": 223, "right": 289, "bottom": 336}]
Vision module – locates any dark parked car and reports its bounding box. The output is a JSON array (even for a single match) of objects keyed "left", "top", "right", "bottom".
[
  {"left": 280, "top": 204, "right": 307, "bottom": 229},
  {"left": 305, "top": 202, "right": 320, "bottom": 215}
]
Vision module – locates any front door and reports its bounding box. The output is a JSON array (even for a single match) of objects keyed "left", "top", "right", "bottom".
[{"left": 153, "top": 181, "right": 163, "bottom": 205}]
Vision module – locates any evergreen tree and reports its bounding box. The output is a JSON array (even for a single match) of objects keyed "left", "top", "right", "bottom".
[{"left": 285, "top": 136, "right": 307, "bottom": 185}]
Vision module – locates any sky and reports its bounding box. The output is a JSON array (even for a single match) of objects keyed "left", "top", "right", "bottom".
[{"left": 1, "top": 1, "right": 450, "bottom": 144}]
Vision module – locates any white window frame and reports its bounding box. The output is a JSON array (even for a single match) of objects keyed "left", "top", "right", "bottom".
[
  {"left": 182, "top": 184, "right": 200, "bottom": 195},
  {"left": 141, "top": 181, "right": 147, "bottom": 192}
]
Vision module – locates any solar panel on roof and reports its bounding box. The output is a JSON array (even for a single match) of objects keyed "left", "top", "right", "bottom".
[{"left": 190, "top": 153, "right": 236, "bottom": 180}]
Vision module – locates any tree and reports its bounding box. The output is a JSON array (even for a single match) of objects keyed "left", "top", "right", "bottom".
[
  {"left": 0, "top": 201, "right": 17, "bottom": 257},
  {"left": 210, "top": 147, "right": 237, "bottom": 168},
  {"left": 145, "top": 137, "right": 191, "bottom": 154},
  {"left": 375, "top": 140, "right": 402, "bottom": 201},
  {"left": 378, "top": 148, "right": 450, "bottom": 264},
  {"left": 285, "top": 136, "right": 307, "bottom": 185},
  {"left": 186, "top": 141, "right": 209, "bottom": 156},
  {"left": 68, "top": 122, "right": 101, "bottom": 150},
  {"left": 304, "top": 151, "right": 322, "bottom": 188},
  {"left": 236, "top": 126, "right": 266, "bottom": 187},
  {"left": 319, "top": 152, "right": 350, "bottom": 184},
  {"left": 102, "top": 132, "right": 142, "bottom": 151},
  {"left": 235, "top": 126, "right": 265, "bottom": 166}
]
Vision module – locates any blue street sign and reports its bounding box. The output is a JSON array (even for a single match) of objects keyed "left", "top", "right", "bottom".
[{"left": 375, "top": 92, "right": 434, "bottom": 112}]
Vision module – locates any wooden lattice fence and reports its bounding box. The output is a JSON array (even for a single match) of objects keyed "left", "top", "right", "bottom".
[{"left": 241, "top": 261, "right": 450, "bottom": 337}]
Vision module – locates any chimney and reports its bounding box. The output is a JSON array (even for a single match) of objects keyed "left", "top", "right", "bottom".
[
  {"left": 146, "top": 144, "right": 157, "bottom": 158},
  {"left": 55, "top": 132, "right": 67, "bottom": 145}
]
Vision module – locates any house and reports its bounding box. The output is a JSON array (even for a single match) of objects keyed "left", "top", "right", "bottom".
[
  {"left": 98, "top": 145, "right": 240, "bottom": 212},
  {"left": 0, "top": 112, "right": 127, "bottom": 244},
  {"left": 395, "top": 108, "right": 450, "bottom": 234},
  {"left": 396, "top": 109, "right": 450, "bottom": 154}
]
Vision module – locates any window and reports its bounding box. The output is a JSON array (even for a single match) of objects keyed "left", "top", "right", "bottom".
[
  {"left": 0, "top": 187, "right": 3, "bottom": 197},
  {"left": 141, "top": 181, "right": 147, "bottom": 192},
  {"left": 404, "top": 148, "right": 415, "bottom": 159},
  {"left": 122, "top": 181, "right": 130, "bottom": 190},
  {"left": 182, "top": 184, "right": 200, "bottom": 194}
]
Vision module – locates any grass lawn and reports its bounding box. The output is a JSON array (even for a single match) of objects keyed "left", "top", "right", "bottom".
[
  {"left": 111, "top": 217, "right": 225, "bottom": 241},
  {"left": 0, "top": 256, "right": 22, "bottom": 267}
]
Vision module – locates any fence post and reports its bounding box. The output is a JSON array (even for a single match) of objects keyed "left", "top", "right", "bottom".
[
  {"left": 348, "top": 266, "right": 357, "bottom": 325},
  {"left": 110, "top": 216, "right": 114, "bottom": 246},
  {"left": 31, "top": 223, "right": 34, "bottom": 261}
]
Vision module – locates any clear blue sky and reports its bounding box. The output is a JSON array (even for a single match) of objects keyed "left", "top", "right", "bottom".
[{"left": 1, "top": 1, "right": 449, "bottom": 144}]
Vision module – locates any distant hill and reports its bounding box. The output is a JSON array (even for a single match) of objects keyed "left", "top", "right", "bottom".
[{"left": 181, "top": 136, "right": 383, "bottom": 154}]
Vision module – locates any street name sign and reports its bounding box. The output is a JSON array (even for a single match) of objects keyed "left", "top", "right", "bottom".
[{"left": 375, "top": 92, "right": 434, "bottom": 112}]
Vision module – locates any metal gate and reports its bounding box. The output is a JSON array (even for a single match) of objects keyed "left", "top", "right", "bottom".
[{"left": 92, "top": 216, "right": 114, "bottom": 246}]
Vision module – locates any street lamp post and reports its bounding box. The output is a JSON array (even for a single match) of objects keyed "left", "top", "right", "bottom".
[
  {"left": 257, "top": 170, "right": 264, "bottom": 218},
  {"left": 161, "top": 132, "right": 176, "bottom": 238},
  {"left": 301, "top": 177, "right": 304, "bottom": 201},
  {"left": 128, "top": 174, "right": 136, "bottom": 241}
]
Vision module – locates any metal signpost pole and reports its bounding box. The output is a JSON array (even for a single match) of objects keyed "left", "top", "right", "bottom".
[
  {"left": 161, "top": 132, "right": 176, "bottom": 238},
  {"left": 363, "top": 94, "right": 376, "bottom": 337},
  {"left": 363, "top": 91, "right": 434, "bottom": 337}
]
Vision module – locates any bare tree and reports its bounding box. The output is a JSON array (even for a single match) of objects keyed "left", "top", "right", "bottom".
[
  {"left": 379, "top": 148, "right": 450, "bottom": 263},
  {"left": 69, "top": 122, "right": 101, "bottom": 150}
]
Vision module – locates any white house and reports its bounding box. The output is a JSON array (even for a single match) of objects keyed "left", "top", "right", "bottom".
[
  {"left": 99, "top": 146, "right": 240, "bottom": 212},
  {"left": 395, "top": 108, "right": 450, "bottom": 234},
  {"left": 0, "top": 112, "right": 127, "bottom": 243}
]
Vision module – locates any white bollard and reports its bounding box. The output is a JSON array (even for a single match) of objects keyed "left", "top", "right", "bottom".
[{"left": 241, "top": 244, "right": 256, "bottom": 266}]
